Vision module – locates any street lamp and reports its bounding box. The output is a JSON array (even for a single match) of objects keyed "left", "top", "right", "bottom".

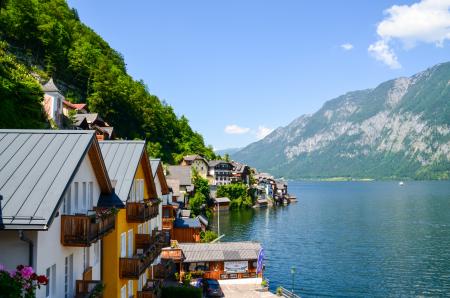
[{"left": 290, "top": 266, "right": 296, "bottom": 293}]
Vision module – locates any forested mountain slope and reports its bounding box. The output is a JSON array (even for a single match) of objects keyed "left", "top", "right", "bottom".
[{"left": 0, "top": 0, "right": 216, "bottom": 163}]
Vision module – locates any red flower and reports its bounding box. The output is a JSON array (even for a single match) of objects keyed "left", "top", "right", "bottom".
[{"left": 37, "top": 275, "right": 48, "bottom": 285}]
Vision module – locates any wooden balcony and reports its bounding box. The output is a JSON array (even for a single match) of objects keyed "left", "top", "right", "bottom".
[
  {"left": 137, "top": 280, "right": 161, "bottom": 298},
  {"left": 61, "top": 213, "right": 115, "bottom": 247},
  {"left": 75, "top": 280, "right": 103, "bottom": 298},
  {"left": 126, "top": 202, "right": 159, "bottom": 223},
  {"left": 160, "top": 247, "right": 183, "bottom": 262},
  {"left": 120, "top": 240, "right": 161, "bottom": 279},
  {"left": 136, "top": 291, "right": 157, "bottom": 298},
  {"left": 162, "top": 217, "right": 174, "bottom": 229}
]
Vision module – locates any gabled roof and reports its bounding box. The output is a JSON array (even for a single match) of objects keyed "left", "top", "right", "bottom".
[
  {"left": 166, "top": 166, "right": 192, "bottom": 186},
  {"left": 150, "top": 159, "right": 169, "bottom": 195},
  {"left": 99, "top": 141, "right": 157, "bottom": 202},
  {"left": 208, "top": 160, "right": 232, "bottom": 168},
  {"left": 182, "top": 155, "right": 208, "bottom": 164},
  {"left": 42, "top": 78, "right": 60, "bottom": 93},
  {"left": 63, "top": 100, "right": 87, "bottom": 111},
  {"left": 166, "top": 179, "right": 180, "bottom": 197},
  {"left": 0, "top": 130, "right": 112, "bottom": 230},
  {"left": 173, "top": 217, "right": 201, "bottom": 229},
  {"left": 214, "top": 197, "right": 230, "bottom": 204},
  {"left": 75, "top": 113, "right": 105, "bottom": 125},
  {"left": 179, "top": 242, "right": 262, "bottom": 262}
]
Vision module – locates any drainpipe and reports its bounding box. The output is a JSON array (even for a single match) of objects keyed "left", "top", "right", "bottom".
[{"left": 18, "top": 230, "right": 33, "bottom": 267}]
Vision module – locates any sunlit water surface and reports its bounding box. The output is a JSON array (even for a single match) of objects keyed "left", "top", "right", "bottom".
[{"left": 211, "top": 181, "right": 450, "bottom": 297}]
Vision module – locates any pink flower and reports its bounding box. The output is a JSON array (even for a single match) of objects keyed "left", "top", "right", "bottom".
[
  {"left": 9, "top": 270, "right": 16, "bottom": 278},
  {"left": 21, "top": 266, "right": 34, "bottom": 279}
]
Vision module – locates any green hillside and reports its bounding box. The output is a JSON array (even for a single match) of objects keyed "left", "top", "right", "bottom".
[{"left": 0, "top": 0, "right": 216, "bottom": 164}]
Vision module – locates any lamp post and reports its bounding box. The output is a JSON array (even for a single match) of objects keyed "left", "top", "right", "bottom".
[
  {"left": 217, "top": 201, "right": 220, "bottom": 238},
  {"left": 291, "top": 266, "right": 296, "bottom": 294}
]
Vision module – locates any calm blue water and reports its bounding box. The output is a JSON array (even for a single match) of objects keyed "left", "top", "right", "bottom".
[{"left": 211, "top": 181, "right": 450, "bottom": 297}]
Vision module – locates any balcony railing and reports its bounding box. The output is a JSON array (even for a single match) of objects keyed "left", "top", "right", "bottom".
[
  {"left": 75, "top": 280, "right": 102, "bottom": 298},
  {"left": 126, "top": 202, "right": 159, "bottom": 223},
  {"left": 137, "top": 280, "right": 161, "bottom": 298},
  {"left": 61, "top": 212, "right": 115, "bottom": 246},
  {"left": 120, "top": 235, "right": 162, "bottom": 279}
]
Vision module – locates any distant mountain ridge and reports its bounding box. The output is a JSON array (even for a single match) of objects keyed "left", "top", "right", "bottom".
[
  {"left": 233, "top": 62, "right": 450, "bottom": 180},
  {"left": 215, "top": 147, "right": 243, "bottom": 156}
]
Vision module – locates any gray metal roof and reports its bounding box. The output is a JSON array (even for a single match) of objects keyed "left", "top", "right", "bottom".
[
  {"left": 99, "top": 141, "right": 145, "bottom": 202},
  {"left": 42, "top": 78, "right": 60, "bottom": 93},
  {"left": 0, "top": 130, "right": 95, "bottom": 229},
  {"left": 179, "top": 242, "right": 261, "bottom": 262},
  {"left": 166, "top": 166, "right": 192, "bottom": 186},
  {"left": 150, "top": 159, "right": 161, "bottom": 178},
  {"left": 173, "top": 217, "right": 201, "bottom": 228}
]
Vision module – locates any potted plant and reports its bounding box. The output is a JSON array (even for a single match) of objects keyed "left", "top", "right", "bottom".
[
  {"left": 276, "top": 286, "right": 283, "bottom": 296},
  {"left": 261, "top": 279, "right": 269, "bottom": 291}
]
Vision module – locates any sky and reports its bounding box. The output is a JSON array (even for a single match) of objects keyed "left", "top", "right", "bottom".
[{"left": 67, "top": 0, "right": 450, "bottom": 150}]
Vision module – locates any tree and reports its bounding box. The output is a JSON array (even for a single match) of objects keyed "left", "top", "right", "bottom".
[{"left": 216, "top": 183, "right": 254, "bottom": 209}]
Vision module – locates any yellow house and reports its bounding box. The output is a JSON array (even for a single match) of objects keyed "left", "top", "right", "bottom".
[{"left": 99, "top": 141, "right": 163, "bottom": 298}]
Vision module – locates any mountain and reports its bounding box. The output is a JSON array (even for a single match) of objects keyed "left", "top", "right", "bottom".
[
  {"left": 233, "top": 62, "right": 450, "bottom": 180},
  {"left": 215, "top": 147, "right": 243, "bottom": 156}
]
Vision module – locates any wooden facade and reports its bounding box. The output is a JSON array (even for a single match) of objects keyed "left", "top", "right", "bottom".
[{"left": 172, "top": 227, "right": 201, "bottom": 243}]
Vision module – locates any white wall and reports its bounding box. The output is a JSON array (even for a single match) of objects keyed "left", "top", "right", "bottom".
[
  {"left": 0, "top": 230, "right": 37, "bottom": 269},
  {"left": 35, "top": 155, "right": 103, "bottom": 298},
  {"left": 153, "top": 174, "right": 163, "bottom": 231}
]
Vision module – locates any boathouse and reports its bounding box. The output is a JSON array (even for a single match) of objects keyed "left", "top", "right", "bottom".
[
  {"left": 161, "top": 242, "right": 263, "bottom": 281},
  {"left": 213, "top": 197, "right": 231, "bottom": 211}
]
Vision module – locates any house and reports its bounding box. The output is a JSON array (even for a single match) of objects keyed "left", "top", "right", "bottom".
[
  {"left": 42, "top": 78, "right": 64, "bottom": 127},
  {"left": 231, "top": 161, "right": 251, "bottom": 185},
  {"left": 161, "top": 242, "right": 263, "bottom": 281},
  {"left": 180, "top": 155, "right": 209, "bottom": 178},
  {"left": 172, "top": 218, "right": 203, "bottom": 243},
  {"left": 0, "top": 130, "right": 120, "bottom": 298},
  {"left": 74, "top": 113, "right": 115, "bottom": 140},
  {"left": 208, "top": 160, "right": 233, "bottom": 186},
  {"left": 99, "top": 141, "right": 164, "bottom": 298},
  {"left": 166, "top": 166, "right": 194, "bottom": 203},
  {"left": 150, "top": 159, "right": 171, "bottom": 241},
  {"left": 256, "top": 175, "right": 276, "bottom": 200},
  {"left": 166, "top": 179, "right": 181, "bottom": 202},
  {"left": 213, "top": 197, "right": 231, "bottom": 212},
  {"left": 63, "top": 100, "right": 88, "bottom": 115}
]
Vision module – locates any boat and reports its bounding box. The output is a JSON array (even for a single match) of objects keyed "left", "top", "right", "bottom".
[{"left": 399, "top": 181, "right": 404, "bottom": 186}]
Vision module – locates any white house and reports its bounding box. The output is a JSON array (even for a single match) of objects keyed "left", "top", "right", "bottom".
[
  {"left": 0, "top": 130, "right": 121, "bottom": 298},
  {"left": 150, "top": 159, "right": 171, "bottom": 234}
]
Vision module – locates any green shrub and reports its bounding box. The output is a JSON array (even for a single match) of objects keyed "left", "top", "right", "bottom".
[{"left": 161, "top": 286, "right": 202, "bottom": 298}]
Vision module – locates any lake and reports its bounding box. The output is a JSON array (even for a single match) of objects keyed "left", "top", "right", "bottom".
[{"left": 211, "top": 181, "right": 450, "bottom": 297}]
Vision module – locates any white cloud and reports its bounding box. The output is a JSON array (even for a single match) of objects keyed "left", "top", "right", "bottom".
[
  {"left": 255, "top": 126, "right": 274, "bottom": 139},
  {"left": 369, "top": 0, "right": 450, "bottom": 68},
  {"left": 341, "top": 43, "right": 354, "bottom": 50},
  {"left": 368, "top": 40, "right": 401, "bottom": 69},
  {"left": 224, "top": 124, "right": 250, "bottom": 134}
]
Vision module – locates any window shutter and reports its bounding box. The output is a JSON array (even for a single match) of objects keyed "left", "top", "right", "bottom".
[
  {"left": 128, "top": 230, "right": 133, "bottom": 257},
  {"left": 120, "top": 233, "right": 126, "bottom": 258}
]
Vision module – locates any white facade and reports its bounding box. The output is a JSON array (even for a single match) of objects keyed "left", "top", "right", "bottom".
[
  {"left": 0, "top": 154, "right": 104, "bottom": 298},
  {"left": 43, "top": 91, "right": 64, "bottom": 127}
]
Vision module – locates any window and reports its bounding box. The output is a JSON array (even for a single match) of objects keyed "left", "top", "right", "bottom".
[
  {"left": 74, "top": 182, "right": 79, "bottom": 213},
  {"left": 46, "top": 264, "right": 56, "bottom": 297},
  {"left": 82, "top": 182, "right": 87, "bottom": 213},
  {"left": 127, "top": 229, "right": 133, "bottom": 257},
  {"left": 65, "top": 255, "right": 73, "bottom": 298},
  {"left": 138, "top": 224, "right": 143, "bottom": 234},
  {"left": 128, "top": 280, "right": 133, "bottom": 298},
  {"left": 120, "top": 285, "right": 127, "bottom": 298},
  {"left": 88, "top": 182, "right": 94, "bottom": 210},
  {"left": 138, "top": 274, "right": 143, "bottom": 291},
  {"left": 84, "top": 247, "right": 90, "bottom": 270},
  {"left": 120, "top": 232, "right": 126, "bottom": 258},
  {"left": 94, "top": 241, "right": 100, "bottom": 265},
  {"left": 147, "top": 221, "right": 151, "bottom": 235}
]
